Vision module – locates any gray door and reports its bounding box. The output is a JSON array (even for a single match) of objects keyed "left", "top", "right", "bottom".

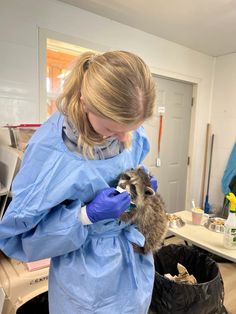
[{"left": 143, "top": 76, "right": 193, "bottom": 213}]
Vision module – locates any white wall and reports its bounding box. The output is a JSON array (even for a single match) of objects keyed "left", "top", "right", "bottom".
[
  {"left": 0, "top": 0, "right": 215, "bottom": 208},
  {"left": 209, "top": 54, "right": 236, "bottom": 208}
]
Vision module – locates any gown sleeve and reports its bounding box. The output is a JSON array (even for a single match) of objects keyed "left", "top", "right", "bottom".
[{"left": 0, "top": 142, "right": 89, "bottom": 262}]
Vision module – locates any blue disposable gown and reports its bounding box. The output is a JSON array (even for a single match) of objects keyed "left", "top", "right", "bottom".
[
  {"left": 0, "top": 112, "right": 154, "bottom": 314},
  {"left": 222, "top": 142, "right": 236, "bottom": 194}
]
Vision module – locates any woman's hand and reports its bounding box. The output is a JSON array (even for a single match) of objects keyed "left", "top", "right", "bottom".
[{"left": 86, "top": 187, "right": 131, "bottom": 223}]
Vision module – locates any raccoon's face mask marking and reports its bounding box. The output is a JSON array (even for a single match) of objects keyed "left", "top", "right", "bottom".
[{"left": 118, "top": 168, "right": 154, "bottom": 204}]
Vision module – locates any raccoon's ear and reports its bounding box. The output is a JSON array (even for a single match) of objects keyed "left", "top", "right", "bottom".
[
  {"left": 136, "top": 166, "right": 146, "bottom": 176},
  {"left": 122, "top": 173, "right": 131, "bottom": 180},
  {"left": 145, "top": 187, "right": 155, "bottom": 196}
]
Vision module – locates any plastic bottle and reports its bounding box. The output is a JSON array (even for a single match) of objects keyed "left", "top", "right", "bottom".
[{"left": 223, "top": 192, "right": 236, "bottom": 249}]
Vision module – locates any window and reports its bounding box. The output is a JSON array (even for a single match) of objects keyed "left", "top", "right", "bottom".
[
  {"left": 46, "top": 38, "right": 97, "bottom": 117},
  {"left": 39, "top": 29, "right": 107, "bottom": 122}
]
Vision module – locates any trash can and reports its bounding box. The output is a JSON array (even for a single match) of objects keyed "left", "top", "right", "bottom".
[{"left": 150, "top": 244, "right": 225, "bottom": 314}]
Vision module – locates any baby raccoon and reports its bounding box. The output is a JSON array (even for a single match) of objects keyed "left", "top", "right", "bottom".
[{"left": 118, "top": 167, "right": 168, "bottom": 254}]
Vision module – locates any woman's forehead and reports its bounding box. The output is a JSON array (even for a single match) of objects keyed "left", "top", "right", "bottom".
[{"left": 92, "top": 113, "right": 142, "bottom": 132}]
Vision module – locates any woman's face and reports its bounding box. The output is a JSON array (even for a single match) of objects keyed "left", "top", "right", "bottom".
[{"left": 87, "top": 110, "right": 142, "bottom": 142}]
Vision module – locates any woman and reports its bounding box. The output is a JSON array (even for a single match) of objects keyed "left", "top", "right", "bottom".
[{"left": 0, "top": 51, "right": 157, "bottom": 313}]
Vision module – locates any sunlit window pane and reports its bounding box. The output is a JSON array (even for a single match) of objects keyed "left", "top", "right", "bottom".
[{"left": 46, "top": 39, "right": 98, "bottom": 118}]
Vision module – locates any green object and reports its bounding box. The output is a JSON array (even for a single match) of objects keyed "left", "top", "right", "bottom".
[
  {"left": 116, "top": 186, "right": 136, "bottom": 212},
  {"left": 125, "top": 203, "right": 136, "bottom": 212}
]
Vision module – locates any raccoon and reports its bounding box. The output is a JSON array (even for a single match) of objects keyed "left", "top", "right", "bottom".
[{"left": 118, "top": 167, "right": 168, "bottom": 254}]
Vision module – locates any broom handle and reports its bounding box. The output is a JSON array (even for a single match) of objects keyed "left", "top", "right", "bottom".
[
  {"left": 200, "top": 124, "right": 210, "bottom": 208},
  {"left": 206, "top": 134, "right": 215, "bottom": 196}
]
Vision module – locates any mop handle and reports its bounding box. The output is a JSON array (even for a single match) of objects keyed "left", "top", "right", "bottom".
[{"left": 206, "top": 134, "right": 215, "bottom": 194}]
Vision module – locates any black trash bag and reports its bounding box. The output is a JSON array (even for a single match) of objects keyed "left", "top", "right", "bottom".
[{"left": 150, "top": 244, "right": 224, "bottom": 314}]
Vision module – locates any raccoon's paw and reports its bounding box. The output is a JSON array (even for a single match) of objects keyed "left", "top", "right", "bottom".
[
  {"left": 132, "top": 243, "right": 146, "bottom": 255},
  {"left": 119, "top": 212, "right": 132, "bottom": 222}
]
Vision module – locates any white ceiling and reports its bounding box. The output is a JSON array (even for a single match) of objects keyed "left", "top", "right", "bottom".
[{"left": 58, "top": 0, "right": 236, "bottom": 57}]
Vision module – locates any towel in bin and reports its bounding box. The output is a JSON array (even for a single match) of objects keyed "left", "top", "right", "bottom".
[{"left": 149, "top": 244, "right": 224, "bottom": 314}]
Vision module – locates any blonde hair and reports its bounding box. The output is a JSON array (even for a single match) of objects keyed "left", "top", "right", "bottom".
[{"left": 57, "top": 50, "right": 156, "bottom": 158}]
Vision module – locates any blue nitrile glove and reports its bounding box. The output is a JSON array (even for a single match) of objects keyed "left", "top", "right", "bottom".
[
  {"left": 150, "top": 176, "right": 158, "bottom": 192},
  {"left": 86, "top": 187, "right": 131, "bottom": 223}
]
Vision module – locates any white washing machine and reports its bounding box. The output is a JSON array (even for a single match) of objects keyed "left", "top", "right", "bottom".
[{"left": 0, "top": 251, "right": 49, "bottom": 314}]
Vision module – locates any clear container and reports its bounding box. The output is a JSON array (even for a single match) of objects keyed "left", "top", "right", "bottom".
[{"left": 223, "top": 211, "right": 236, "bottom": 249}]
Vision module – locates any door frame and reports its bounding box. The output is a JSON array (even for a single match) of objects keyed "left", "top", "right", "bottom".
[
  {"left": 151, "top": 74, "right": 194, "bottom": 211},
  {"left": 150, "top": 66, "right": 201, "bottom": 210}
]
